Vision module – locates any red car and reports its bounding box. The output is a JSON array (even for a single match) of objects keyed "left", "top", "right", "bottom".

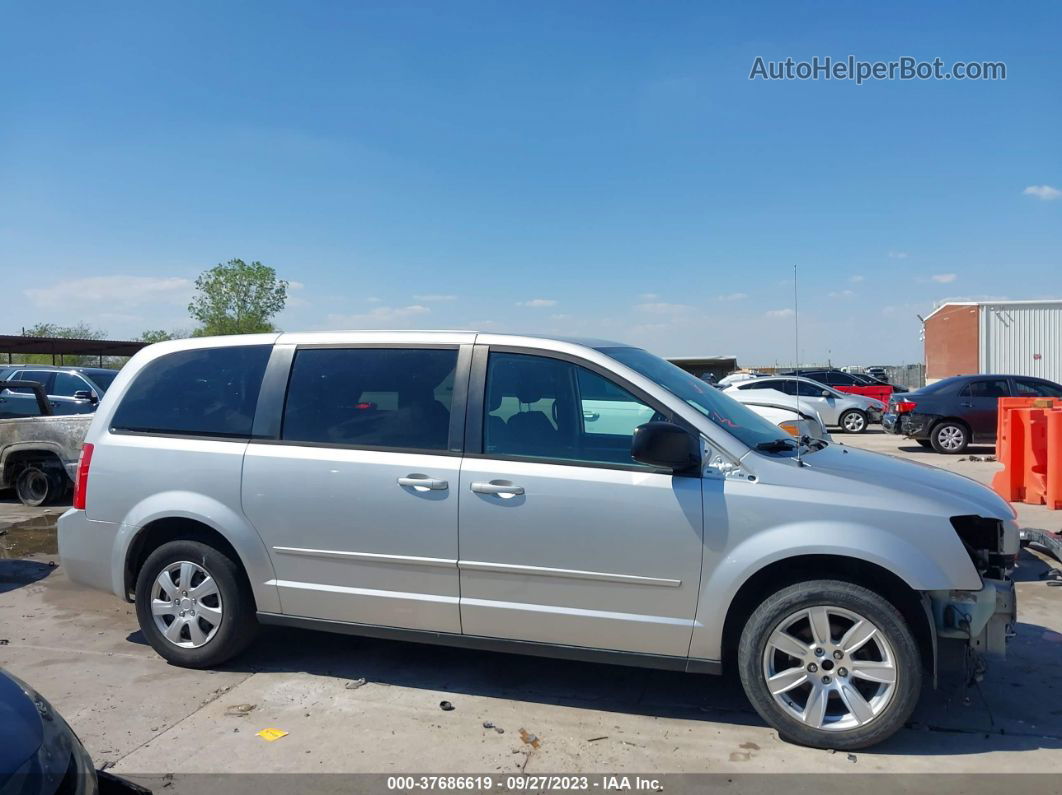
[{"left": 781, "top": 368, "right": 903, "bottom": 405}]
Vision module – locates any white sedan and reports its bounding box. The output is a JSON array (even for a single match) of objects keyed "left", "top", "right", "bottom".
[{"left": 724, "top": 376, "right": 885, "bottom": 433}]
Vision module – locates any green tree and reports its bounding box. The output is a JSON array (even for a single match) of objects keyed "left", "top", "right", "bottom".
[
  {"left": 13, "top": 322, "right": 107, "bottom": 365},
  {"left": 188, "top": 259, "right": 288, "bottom": 336},
  {"left": 139, "top": 329, "right": 190, "bottom": 343}
]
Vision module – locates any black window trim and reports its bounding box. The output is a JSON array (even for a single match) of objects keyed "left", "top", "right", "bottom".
[
  {"left": 463, "top": 343, "right": 697, "bottom": 476},
  {"left": 249, "top": 342, "right": 473, "bottom": 457}
]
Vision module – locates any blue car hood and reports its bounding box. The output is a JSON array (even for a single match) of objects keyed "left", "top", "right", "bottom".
[{"left": 0, "top": 669, "right": 44, "bottom": 775}]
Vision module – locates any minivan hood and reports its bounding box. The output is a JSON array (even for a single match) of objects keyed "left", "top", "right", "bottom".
[{"left": 799, "top": 443, "right": 1015, "bottom": 520}]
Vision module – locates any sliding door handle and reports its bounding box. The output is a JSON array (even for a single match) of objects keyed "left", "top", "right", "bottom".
[
  {"left": 470, "top": 480, "right": 525, "bottom": 497},
  {"left": 398, "top": 475, "right": 449, "bottom": 491}
]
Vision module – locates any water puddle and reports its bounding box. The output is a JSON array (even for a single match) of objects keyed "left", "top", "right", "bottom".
[{"left": 0, "top": 514, "right": 59, "bottom": 558}]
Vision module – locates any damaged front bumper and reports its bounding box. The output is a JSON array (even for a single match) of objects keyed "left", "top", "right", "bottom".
[{"left": 930, "top": 577, "right": 1016, "bottom": 666}]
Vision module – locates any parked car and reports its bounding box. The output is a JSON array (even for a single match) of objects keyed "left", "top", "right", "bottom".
[
  {"left": 883, "top": 373, "right": 1062, "bottom": 453},
  {"left": 717, "top": 371, "right": 769, "bottom": 387},
  {"left": 0, "top": 379, "right": 92, "bottom": 505},
  {"left": 727, "top": 388, "right": 832, "bottom": 443},
  {"left": 0, "top": 365, "right": 118, "bottom": 419},
  {"left": 1, "top": 666, "right": 100, "bottom": 794},
  {"left": 59, "top": 332, "right": 1018, "bottom": 750},
  {"left": 781, "top": 368, "right": 898, "bottom": 403},
  {"left": 0, "top": 667, "right": 145, "bottom": 795},
  {"left": 725, "top": 375, "right": 885, "bottom": 433}
]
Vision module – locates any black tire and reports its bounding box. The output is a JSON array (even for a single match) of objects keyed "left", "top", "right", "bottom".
[
  {"left": 135, "top": 539, "right": 258, "bottom": 668},
  {"left": 738, "top": 580, "right": 921, "bottom": 750},
  {"left": 916, "top": 439, "right": 933, "bottom": 449},
  {"left": 15, "top": 465, "right": 62, "bottom": 507},
  {"left": 837, "top": 409, "right": 868, "bottom": 434},
  {"left": 929, "top": 421, "right": 969, "bottom": 454}
]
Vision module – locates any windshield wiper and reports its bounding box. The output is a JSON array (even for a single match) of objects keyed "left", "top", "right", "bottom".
[{"left": 756, "top": 438, "right": 798, "bottom": 452}]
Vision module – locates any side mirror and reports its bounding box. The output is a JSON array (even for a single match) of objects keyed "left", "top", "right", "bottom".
[
  {"left": 631, "top": 421, "right": 700, "bottom": 472},
  {"left": 73, "top": 390, "right": 98, "bottom": 403},
  {"left": 821, "top": 390, "right": 830, "bottom": 397}
]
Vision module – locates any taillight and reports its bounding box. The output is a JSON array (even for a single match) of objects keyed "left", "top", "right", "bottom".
[
  {"left": 894, "top": 401, "right": 917, "bottom": 414},
  {"left": 73, "top": 443, "right": 94, "bottom": 510}
]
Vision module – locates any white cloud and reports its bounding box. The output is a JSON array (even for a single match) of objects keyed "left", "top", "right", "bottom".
[
  {"left": 365, "top": 296, "right": 382, "bottom": 303},
  {"left": 716, "top": 292, "right": 748, "bottom": 301},
  {"left": 24, "top": 275, "right": 193, "bottom": 309},
  {"left": 516, "top": 298, "right": 558, "bottom": 308},
  {"left": 1023, "top": 184, "right": 1062, "bottom": 201},
  {"left": 887, "top": 251, "right": 910, "bottom": 259},
  {"left": 930, "top": 273, "right": 957, "bottom": 284},
  {"left": 849, "top": 275, "right": 865, "bottom": 283},
  {"left": 828, "top": 289, "right": 855, "bottom": 299},
  {"left": 766, "top": 308, "right": 795, "bottom": 319},
  {"left": 325, "top": 304, "right": 430, "bottom": 328},
  {"left": 288, "top": 280, "right": 305, "bottom": 290},
  {"left": 549, "top": 313, "right": 571, "bottom": 320},
  {"left": 413, "top": 294, "right": 457, "bottom": 302},
  {"left": 639, "top": 292, "right": 661, "bottom": 301},
  {"left": 635, "top": 301, "right": 693, "bottom": 315}
]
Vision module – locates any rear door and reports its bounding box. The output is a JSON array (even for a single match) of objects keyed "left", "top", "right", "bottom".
[
  {"left": 958, "top": 378, "right": 1011, "bottom": 440},
  {"left": 457, "top": 347, "right": 704, "bottom": 657},
  {"left": 242, "top": 344, "right": 470, "bottom": 633}
]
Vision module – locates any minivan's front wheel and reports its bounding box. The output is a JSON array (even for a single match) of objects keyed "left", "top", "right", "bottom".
[
  {"left": 838, "top": 409, "right": 868, "bottom": 434},
  {"left": 738, "top": 580, "right": 921, "bottom": 750},
  {"left": 135, "top": 540, "right": 258, "bottom": 668}
]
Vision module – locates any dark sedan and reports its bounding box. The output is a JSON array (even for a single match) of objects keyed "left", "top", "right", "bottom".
[
  {"left": 0, "top": 667, "right": 147, "bottom": 794},
  {"left": 882, "top": 374, "right": 1062, "bottom": 453}
]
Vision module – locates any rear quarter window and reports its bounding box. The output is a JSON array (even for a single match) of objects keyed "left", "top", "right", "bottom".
[{"left": 111, "top": 345, "right": 272, "bottom": 437}]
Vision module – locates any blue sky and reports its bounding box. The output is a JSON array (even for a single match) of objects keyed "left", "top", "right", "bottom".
[{"left": 2, "top": 1, "right": 1059, "bottom": 364}]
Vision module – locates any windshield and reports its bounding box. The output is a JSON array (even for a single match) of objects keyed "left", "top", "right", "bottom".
[
  {"left": 598, "top": 347, "right": 792, "bottom": 450},
  {"left": 85, "top": 369, "right": 118, "bottom": 393}
]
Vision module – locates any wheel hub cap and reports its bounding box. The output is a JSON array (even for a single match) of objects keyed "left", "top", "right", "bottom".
[
  {"left": 150, "top": 561, "right": 222, "bottom": 649},
  {"left": 762, "top": 605, "right": 897, "bottom": 731}
]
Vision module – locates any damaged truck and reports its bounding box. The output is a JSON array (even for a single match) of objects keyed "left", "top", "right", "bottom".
[{"left": 0, "top": 379, "right": 91, "bottom": 506}]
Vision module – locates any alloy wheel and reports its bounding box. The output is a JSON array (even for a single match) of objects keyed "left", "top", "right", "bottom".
[
  {"left": 150, "top": 561, "right": 224, "bottom": 648},
  {"left": 761, "top": 605, "right": 898, "bottom": 731},
  {"left": 842, "top": 412, "right": 866, "bottom": 432},
  {"left": 936, "top": 425, "right": 965, "bottom": 452}
]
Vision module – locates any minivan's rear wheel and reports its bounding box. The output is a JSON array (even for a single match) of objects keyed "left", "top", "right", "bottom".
[
  {"left": 930, "top": 421, "right": 968, "bottom": 454},
  {"left": 738, "top": 580, "right": 921, "bottom": 749},
  {"left": 135, "top": 540, "right": 258, "bottom": 668},
  {"left": 838, "top": 410, "right": 868, "bottom": 434}
]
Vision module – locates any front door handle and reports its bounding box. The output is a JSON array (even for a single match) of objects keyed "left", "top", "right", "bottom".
[
  {"left": 397, "top": 475, "right": 448, "bottom": 491},
  {"left": 470, "top": 480, "right": 525, "bottom": 497},
  {"left": 959, "top": 402, "right": 974, "bottom": 408}
]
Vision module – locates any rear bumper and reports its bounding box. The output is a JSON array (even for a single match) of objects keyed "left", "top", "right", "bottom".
[
  {"left": 882, "top": 412, "right": 935, "bottom": 438},
  {"left": 57, "top": 508, "right": 123, "bottom": 598}
]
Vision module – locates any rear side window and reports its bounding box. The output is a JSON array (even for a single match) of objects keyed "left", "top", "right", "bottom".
[
  {"left": 111, "top": 345, "right": 271, "bottom": 437},
  {"left": 8, "top": 371, "right": 56, "bottom": 394},
  {"left": 281, "top": 348, "right": 458, "bottom": 450},
  {"left": 960, "top": 379, "right": 1009, "bottom": 399}
]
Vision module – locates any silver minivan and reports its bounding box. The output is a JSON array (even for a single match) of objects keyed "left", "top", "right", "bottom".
[{"left": 58, "top": 331, "right": 1018, "bottom": 749}]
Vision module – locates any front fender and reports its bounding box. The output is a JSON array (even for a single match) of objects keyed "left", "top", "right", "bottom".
[
  {"left": 688, "top": 519, "right": 981, "bottom": 662},
  {"left": 112, "top": 490, "right": 281, "bottom": 613}
]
